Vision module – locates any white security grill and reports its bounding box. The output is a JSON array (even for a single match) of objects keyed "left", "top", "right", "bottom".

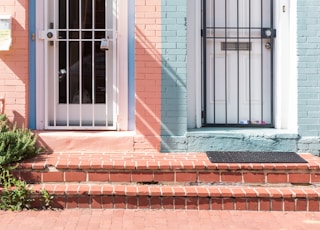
[{"left": 43, "top": 0, "right": 117, "bottom": 130}]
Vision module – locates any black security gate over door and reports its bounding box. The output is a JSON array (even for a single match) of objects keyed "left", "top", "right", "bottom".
[{"left": 202, "top": 0, "right": 276, "bottom": 127}]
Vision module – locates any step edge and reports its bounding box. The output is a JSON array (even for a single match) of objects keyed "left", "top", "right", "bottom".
[{"left": 26, "top": 184, "right": 320, "bottom": 199}]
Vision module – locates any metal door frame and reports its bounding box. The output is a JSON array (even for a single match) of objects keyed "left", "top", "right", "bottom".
[{"left": 202, "top": 0, "right": 276, "bottom": 127}]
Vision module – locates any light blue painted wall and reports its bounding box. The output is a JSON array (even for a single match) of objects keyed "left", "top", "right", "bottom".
[
  {"left": 297, "top": 0, "right": 320, "bottom": 136},
  {"left": 161, "top": 0, "right": 188, "bottom": 144},
  {"left": 296, "top": 0, "right": 320, "bottom": 155},
  {"left": 159, "top": 0, "right": 306, "bottom": 154}
]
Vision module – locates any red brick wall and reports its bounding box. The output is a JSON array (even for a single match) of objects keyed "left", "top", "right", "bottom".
[
  {"left": 135, "top": 0, "right": 162, "bottom": 152},
  {"left": 0, "top": 0, "right": 163, "bottom": 153},
  {"left": 0, "top": 0, "right": 29, "bottom": 127}
]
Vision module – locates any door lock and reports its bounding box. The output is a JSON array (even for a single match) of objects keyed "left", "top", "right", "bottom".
[
  {"left": 46, "top": 29, "right": 56, "bottom": 41},
  {"left": 100, "top": 37, "right": 110, "bottom": 50},
  {"left": 47, "top": 32, "right": 53, "bottom": 38},
  {"left": 265, "top": 42, "right": 272, "bottom": 49}
]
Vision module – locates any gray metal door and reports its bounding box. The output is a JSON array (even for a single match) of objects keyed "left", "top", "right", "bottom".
[{"left": 202, "top": 0, "right": 275, "bottom": 127}]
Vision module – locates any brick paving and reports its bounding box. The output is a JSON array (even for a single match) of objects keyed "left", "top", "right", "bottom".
[{"left": 1, "top": 209, "right": 320, "bottom": 230}]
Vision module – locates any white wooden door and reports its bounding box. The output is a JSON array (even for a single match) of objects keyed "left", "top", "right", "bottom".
[
  {"left": 44, "top": 0, "right": 117, "bottom": 129},
  {"left": 204, "top": 0, "right": 274, "bottom": 126}
]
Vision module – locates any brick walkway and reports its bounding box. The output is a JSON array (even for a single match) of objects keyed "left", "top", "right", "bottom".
[{"left": 1, "top": 210, "right": 320, "bottom": 230}]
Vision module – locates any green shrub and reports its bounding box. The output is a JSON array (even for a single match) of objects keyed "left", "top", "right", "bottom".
[
  {"left": 0, "top": 114, "right": 41, "bottom": 165},
  {"left": 0, "top": 114, "right": 53, "bottom": 210}
]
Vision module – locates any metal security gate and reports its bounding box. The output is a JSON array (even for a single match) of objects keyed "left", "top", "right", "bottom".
[
  {"left": 42, "top": 0, "right": 117, "bottom": 129},
  {"left": 202, "top": 0, "right": 275, "bottom": 127}
]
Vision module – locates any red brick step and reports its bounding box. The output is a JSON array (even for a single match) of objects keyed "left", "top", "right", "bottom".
[
  {"left": 28, "top": 183, "right": 320, "bottom": 211},
  {"left": 15, "top": 153, "right": 320, "bottom": 185},
  {"left": 10, "top": 152, "right": 320, "bottom": 211}
]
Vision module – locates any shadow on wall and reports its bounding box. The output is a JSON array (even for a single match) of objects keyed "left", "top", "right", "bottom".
[
  {"left": 3, "top": 111, "right": 31, "bottom": 131},
  {"left": 12, "top": 110, "right": 25, "bottom": 128},
  {"left": 135, "top": 27, "right": 162, "bottom": 151},
  {"left": 135, "top": 23, "right": 187, "bottom": 151},
  {"left": 161, "top": 56, "right": 187, "bottom": 136},
  {"left": 0, "top": 1, "right": 29, "bottom": 127}
]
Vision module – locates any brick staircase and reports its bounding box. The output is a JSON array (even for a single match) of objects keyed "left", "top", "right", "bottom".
[{"left": 13, "top": 152, "right": 320, "bottom": 211}]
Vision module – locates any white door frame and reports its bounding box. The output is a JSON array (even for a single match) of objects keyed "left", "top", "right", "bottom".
[
  {"left": 187, "top": 0, "right": 297, "bottom": 131},
  {"left": 36, "top": 0, "right": 128, "bottom": 130}
]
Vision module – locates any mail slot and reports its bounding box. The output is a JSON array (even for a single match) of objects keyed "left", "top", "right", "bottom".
[{"left": 221, "top": 42, "right": 252, "bottom": 51}]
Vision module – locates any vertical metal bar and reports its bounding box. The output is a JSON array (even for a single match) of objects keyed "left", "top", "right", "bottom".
[
  {"left": 66, "top": 0, "right": 70, "bottom": 127},
  {"left": 44, "top": 0, "right": 49, "bottom": 127},
  {"left": 213, "top": 0, "right": 216, "bottom": 124},
  {"left": 92, "top": 0, "right": 95, "bottom": 127},
  {"left": 237, "top": 0, "right": 240, "bottom": 123},
  {"left": 79, "top": 0, "right": 83, "bottom": 126},
  {"left": 112, "top": 0, "right": 117, "bottom": 128},
  {"left": 105, "top": 0, "right": 109, "bottom": 126},
  {"left": 202, "top": 0, "right": 207, "bottom": 125},
  {"left": 270, "top": 0, "right": 274, "bottom": 126},
  {"left": 224, "top": 0, "right": 228, "bottom": 124},
  {"left": 260, "top": 0, "right": 264, "bottom": 123},
  {"left": 53, "top": 0, "right": 57, "bottom": 126},
  {"left": 248, "top": 0, "right": 252, "bottom": 122}
]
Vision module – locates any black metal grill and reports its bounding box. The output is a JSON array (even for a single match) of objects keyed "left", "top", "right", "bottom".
[{"left": 202, "top": 0, "right": 275, "bottom": 127}]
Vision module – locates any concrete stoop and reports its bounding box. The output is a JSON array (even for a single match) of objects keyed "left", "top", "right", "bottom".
[{"left": 12, "top": 152, "right": 320, "bottom": 211}]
